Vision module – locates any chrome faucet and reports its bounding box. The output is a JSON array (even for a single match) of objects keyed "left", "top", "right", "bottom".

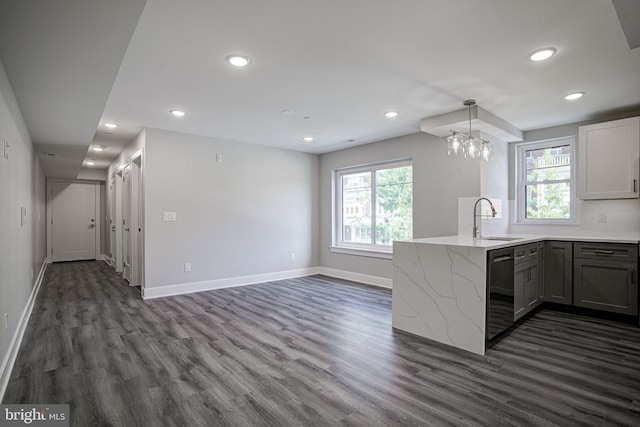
[{"left": 473, "top": 197, "right": 497, "bottom": 238}]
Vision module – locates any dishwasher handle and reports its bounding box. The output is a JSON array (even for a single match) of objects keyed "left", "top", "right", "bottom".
[{"left": 492, "top": 255, "right": 514, "bottom": 263}]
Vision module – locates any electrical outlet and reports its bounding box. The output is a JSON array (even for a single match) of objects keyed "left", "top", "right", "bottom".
[
  {"left": 163, "top": 211, "right": 177, "bottom": 222},
  {"left": 597, "top": 212, "right": 607, "bottom": 223},
  {"left": 184, "top": 263, "right": 191, "bottom": 272},
  {"left": 3, "top": 136, "right": 8, "bottom": 159},
  {"left": 290, "top": 252, "right": 296, "bottom": 261}
]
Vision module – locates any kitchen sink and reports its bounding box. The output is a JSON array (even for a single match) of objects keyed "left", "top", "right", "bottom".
[{"left": 477, "top": 236, "right": 524, "bottom": 242}]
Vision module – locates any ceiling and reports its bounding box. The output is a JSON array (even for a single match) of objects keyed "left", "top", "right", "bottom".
[{"left": 1, "top": 0, "right": 639, "bottom": 179}]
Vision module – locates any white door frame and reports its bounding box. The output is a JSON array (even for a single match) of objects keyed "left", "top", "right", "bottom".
[{"left": 46, "top": 179, "right": 101, "bottom": 263}]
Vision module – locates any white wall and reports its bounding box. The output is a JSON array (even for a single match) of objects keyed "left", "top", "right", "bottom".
[
  {"left": 481, "top": 139, "right": 509, "bottom": 202},
  {"left": 106, "top": 129, "right": 146, "bottom": 270},
  {"left": 108, "top": 129, "right": 146, "bottom": 176},
  {"left": 509, "top": 113, "right": 640, "bottom": 237},
  {"left": 319, "top": 132, "right": 481, "bottom": 281},
  {"left": 0, "top": 61, "right": 47, "bottom": 398},
  {"left": 141, "top": 128, "right": 319, "bottom": 295},
  {"left": 77, "top": 168, "right": 108, "bottom": 181}
]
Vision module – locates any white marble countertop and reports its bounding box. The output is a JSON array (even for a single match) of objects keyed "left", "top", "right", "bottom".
[{"left": 399, "top": 233, "right": 640, "bottom": 250}]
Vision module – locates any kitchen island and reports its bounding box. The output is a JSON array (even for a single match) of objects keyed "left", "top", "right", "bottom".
[
  {"left": 392, "top": 236, "right": 525, "bottom": 355},
  {"left": 392, "top": 234, "right": 640, "bottom": 355}
]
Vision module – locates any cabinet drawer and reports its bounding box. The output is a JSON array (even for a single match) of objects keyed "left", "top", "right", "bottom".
[
  {"left": 573, "top": 242, "right": 638, "bottom": 262},
  {"left": 514, "top": 243, "right": 539, "bottom": 264}
]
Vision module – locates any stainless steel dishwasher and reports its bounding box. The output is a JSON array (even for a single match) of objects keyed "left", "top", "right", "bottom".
[{"left": 486, "top": 247, "right": 515, "bottom": 340}]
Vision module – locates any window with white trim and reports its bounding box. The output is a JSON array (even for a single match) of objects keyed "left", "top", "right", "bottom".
[
  {"left": 517, "top": 137, "right": 575, "bottom": 223},
  {"left": 334, "top": 160, "right": 412, "bottom": 254}
]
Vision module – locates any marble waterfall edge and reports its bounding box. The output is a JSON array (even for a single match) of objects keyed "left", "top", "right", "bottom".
[{"left": 392, "top": 241, "right": 487, "bottom": 355}]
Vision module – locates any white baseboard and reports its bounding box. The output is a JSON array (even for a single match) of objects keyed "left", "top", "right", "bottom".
[
  {"left": 317, "top": 267, "right": 392, "bottom": 289},
  {"left": 0, "top": 258, "right": 48, "bottom": 401},
  {"left": 97, "top": 253, "right": 106, "bottom": 261},
  {"left": 142, "top": 267, "right": 322, "bottom": 299},
  {"left": 140, "top": 266, "right": 392, "bottom": 299}
]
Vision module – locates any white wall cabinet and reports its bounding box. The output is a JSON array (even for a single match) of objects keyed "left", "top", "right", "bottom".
[{"left": 578, "top": 116, "right": 639, "bottom": 200}]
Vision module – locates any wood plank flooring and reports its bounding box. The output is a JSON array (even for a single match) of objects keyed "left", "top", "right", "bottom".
[{"left": 3, "top": 261, "right": 640, "bottom": 426}]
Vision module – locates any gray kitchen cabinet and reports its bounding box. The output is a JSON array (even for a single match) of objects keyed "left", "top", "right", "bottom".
[
  {"left": 524, "top": 260, "right": 539, "bottom": 308},
  {"left": 578, "top": 116, "right": 640, "bottom": 200},
  {"left": 573, "top": 242, "right": 638, "bottom": 316},
  {"left": 514, "top": 243, "right": 540, "bottom": 321},
  {"left": 543, "top": 241, "right": 573, "bottom": 305},
  {"left": 514, "top": 264, "right": 525, "bottom": 318}
]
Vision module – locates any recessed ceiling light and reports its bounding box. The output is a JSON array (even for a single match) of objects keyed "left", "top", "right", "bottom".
[
  {"left": 86, "top": 160, "right": 96, "bottom": 166},
  {"left": 92, "top": 145, "right": 106, "bottom": 152},
  {"left": 528, "top": 48, "right": 557, "bottom": 61},
  {"left": 303, "top": 136, "right": 314, "bottom": 142},
  {"left": 281, "top": 109, "right": 294, "bottom": 115},
  {"left": 104, "top": 123, "right": 118, "bottom": 128},
  {"left": 170, "top": 109, "right": 186, "bottom": 117},
  {"left": 226, "top": 55, "right": 251, "bottom": 67},
  {"left": 564, "top": 92, "right": 585, "bottom": 100},
  {"left": 384, "top": 111, "right": 399, "bottom": 118}
]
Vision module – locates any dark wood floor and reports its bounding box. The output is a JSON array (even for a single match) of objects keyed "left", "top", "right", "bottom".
[{"left": 3, "top": 261, "right": 640, "bottom": 426}]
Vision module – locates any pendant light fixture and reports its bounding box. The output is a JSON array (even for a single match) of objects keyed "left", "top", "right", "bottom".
[{"left": 446, "top": 99, "right": 492, "bottom": 161}]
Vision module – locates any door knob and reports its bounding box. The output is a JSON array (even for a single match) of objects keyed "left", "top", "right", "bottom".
[{"left": 88, "top": 224, "right": 95, "bottom": 229}]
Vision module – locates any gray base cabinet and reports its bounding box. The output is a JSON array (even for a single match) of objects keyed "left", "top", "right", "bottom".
[
  {"left": 573, "top": 242, "right": 638, "bottom": 316},
  {"left": 514, "top": 244, "right": 540, "bottom": 321},
  {"left": 543, "top": 241, "right": 573, "bottom": 305}
]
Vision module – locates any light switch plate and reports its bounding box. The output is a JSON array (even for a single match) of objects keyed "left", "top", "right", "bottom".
[{"left": 3, "top": 136, "right": 8, "bottom": 159}]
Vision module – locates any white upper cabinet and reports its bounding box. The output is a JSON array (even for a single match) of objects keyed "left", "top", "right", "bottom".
[{"left": 578, "top": 116, "right": 640, "bottom": 200}]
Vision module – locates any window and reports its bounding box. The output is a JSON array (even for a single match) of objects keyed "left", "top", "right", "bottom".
[
  {"left": 517, "top": 137, "right": 575, "bottom": 223},
  {"left": 334, "top": 160, "right": 413, "bottom": 255}
]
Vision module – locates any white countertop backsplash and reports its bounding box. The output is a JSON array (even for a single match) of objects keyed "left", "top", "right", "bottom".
[
  {"left": 508, "top": 198, "right": 640, "bottom": 237},
  {"left": 402, "top": 233, "right": 640, "bottom": 251},
  {"left": 454, "top": 197, "right": 640, "bottom": 248}
]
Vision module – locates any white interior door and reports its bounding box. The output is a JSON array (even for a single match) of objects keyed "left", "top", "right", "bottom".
[
  {"left": 51, "top": 182, "right": 96, "bottom": 262},
  {"left": 109, "top": 174, "right": 116, "bottom": 264},
  {"left": 131, "top": 154, "right": 144, "bottom": 287},
  {"left": 115, "top": 169, "right": 123, "bottom": 272},
  {"left": 122, "top": 164, "right": 132, "bottom": 282}
]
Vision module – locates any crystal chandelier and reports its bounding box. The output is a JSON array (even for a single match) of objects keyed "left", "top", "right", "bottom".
[{"left": 446, "top": 99, "right": 492, "bottom": 161}]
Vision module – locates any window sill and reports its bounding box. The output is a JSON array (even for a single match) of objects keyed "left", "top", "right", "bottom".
[
  {"left": 514, "top": 219, "right": 579, "bottom": 226},
  {"left": 330, "top": 245, "right": 393, "bottom": 259}
]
